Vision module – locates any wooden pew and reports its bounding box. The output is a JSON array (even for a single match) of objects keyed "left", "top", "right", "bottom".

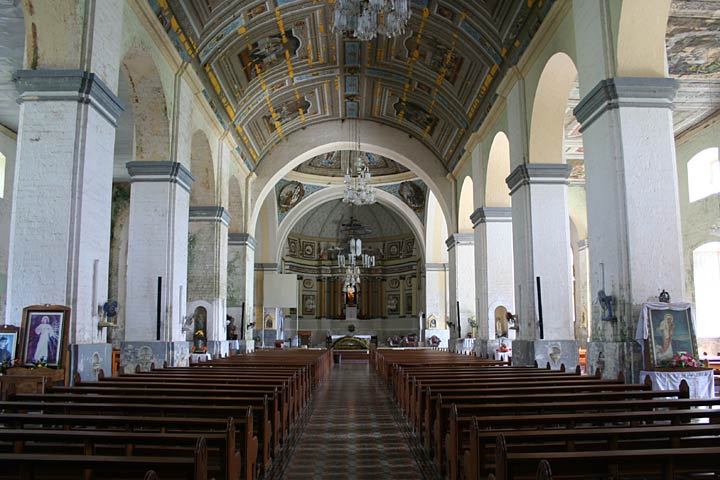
[
  {"left": 0, "top": 409, "right": 257, "bottom": 480},
  {"left": 0, "top": 436, "right": 207, "bottom": 480},
  {"left": 464, "top": 420, "right": 720, "bottom": 479},
  {"left": 495, "top": 433, "right": 720, "bottom": 480}
]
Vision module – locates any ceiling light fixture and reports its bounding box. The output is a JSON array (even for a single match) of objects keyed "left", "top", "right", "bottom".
[
  {"left": 331, "top": 0, "right": 411, "bottom": 41},
  {"left": 342, "top": 120, "right": 376, "bottom": 206}
]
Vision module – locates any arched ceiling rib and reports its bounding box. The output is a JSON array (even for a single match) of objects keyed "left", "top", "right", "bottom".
[{"left": 155, "top": 0, "right": 556, "bottom": 170}]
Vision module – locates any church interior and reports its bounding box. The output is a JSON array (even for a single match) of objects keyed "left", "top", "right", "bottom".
[{"left": 0, "top": 0, "right": 719, "bottom": 478}]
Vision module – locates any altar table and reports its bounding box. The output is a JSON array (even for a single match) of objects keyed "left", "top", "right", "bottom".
[{"left": 640, "top": 368, "right": 714, "bottom": 399}]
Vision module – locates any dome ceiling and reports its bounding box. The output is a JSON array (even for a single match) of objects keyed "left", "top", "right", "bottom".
[
  {"left": 289, "top": 198, "right": 411, "bottom": 240},
  {"left": 154, "top": 0, "right": 556, "bottom": 171},
  {"left": 293, "top": 150, "right": 409, "bottom": 178}
]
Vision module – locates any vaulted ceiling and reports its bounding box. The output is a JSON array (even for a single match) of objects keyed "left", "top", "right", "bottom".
[{"left": 155, "top": 0, "right": 555, "bottom": 171}]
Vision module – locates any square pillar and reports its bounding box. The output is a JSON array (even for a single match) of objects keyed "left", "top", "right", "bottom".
[
  {"left": 7, "top": 70, "right": 122, "bottom": 343},
  {"left": 188, "top": 206, "right": 230, "bottom": 343},
  {"left": 228, "top": 233, "right": 256, "bottom": 344},
  {"left": 125, "top": 162, "right": 194, "bottom": 342},
  {"left": 472, "top": 207, "right": 515, "bottom": 356},
  {"left": 424, "top": 263, "right": 448, "bottom": 329},
  {"left": 446, "top": 234, "right": 476, "bottom": 341}
]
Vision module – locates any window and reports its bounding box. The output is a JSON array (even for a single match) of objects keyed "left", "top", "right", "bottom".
[
  {"left": 688, "top": 147, "right": 720, "bottom": 203},
  {"left": 693, "top": 242, "right": 720, "bottom": 338}
]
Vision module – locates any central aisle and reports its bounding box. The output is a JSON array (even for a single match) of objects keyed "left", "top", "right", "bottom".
[{"left": 272, "top": 362, "right": 440, "bottom": 479}]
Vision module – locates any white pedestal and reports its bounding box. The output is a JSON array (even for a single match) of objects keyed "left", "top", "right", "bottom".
[{"left": 641, "top": 369, "right": 714, "bottom": 399}]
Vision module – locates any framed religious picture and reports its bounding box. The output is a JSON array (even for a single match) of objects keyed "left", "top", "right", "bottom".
[
  {"left": 641, "top": 303, "right": 697, "bottom": 368},
  {"left": 387, "top": 294, "right": 400, "bottom": 315},
  {"left": 302, "top": 294, "right": 316, "bottom": 316},
  {"left": 0, "top": 325, "right": 20, "bottom": 365},
  {"left": 20, "top": 305, "right": 70, "bottom": 368}
]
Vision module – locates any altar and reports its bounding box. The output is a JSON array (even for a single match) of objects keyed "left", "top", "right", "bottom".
[
  {"left": 641, "top": 368, "right": 714, "bottom": 399},
  {"left": 331, "top": 335, "right": 371, "bottom": 344}
]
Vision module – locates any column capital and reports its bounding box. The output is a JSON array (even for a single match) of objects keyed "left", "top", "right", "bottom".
[
  {"left": 126, "top": 161, "right": 195, "bottom": 193},
  {"left": 574, "top": 77, "right": 678, "bottom": 132},
  {"left": 229, "top": 233, "right": 257, "bottom": 249},
  {"left": 471, "top": 207, "right": 512, "bottom": 227},
  {"left": 189, "top": 206, "right": 231, "bottom": 226},
  {"left": 505, "top": 164, "right": 572, "bottom": 195},
  {"left": 445, "top": 233, "right": 474, "bottom": 250},
  {"left": 14, "top": 69, "right": 124, "bottom": 126}
]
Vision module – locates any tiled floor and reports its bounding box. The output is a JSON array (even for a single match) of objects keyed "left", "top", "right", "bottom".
[{"left": 268, "top": 362, "right": 441, "bottom": 479}]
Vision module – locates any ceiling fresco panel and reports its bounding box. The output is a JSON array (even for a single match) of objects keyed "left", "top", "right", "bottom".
[{"left": 158, "top": 0, "right": 557, "bottom": 170}]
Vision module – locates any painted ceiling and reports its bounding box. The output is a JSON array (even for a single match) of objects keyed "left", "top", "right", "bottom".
[
  {"left": 293, "top": 150, "right": 409, "bottom": 177},
  {"left": 154, "top": 0, "right": 555, "bottom": 171}
]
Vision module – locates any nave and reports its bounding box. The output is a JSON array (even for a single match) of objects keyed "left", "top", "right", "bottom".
[{"left": 269, "top": 362, "right": 440, "bottom": 480}]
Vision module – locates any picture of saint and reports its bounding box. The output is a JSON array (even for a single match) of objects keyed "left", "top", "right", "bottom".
[
  {"left": 649, "top": 307, "right": 696, "bottom": 366},
  {"left": 24, "top": 313, "right": 63, "bottom": 365}
]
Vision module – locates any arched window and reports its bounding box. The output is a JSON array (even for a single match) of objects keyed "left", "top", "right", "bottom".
[
  {"left": 688, "top": 147, "right": 720, "bottom": 203},
  {"left": 693, "top": 242, "right": 720, "bottom": 338}
]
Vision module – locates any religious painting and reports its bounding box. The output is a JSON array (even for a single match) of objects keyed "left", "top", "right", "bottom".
[
  {"left": 302, "top": 294, "right": 316, "bottom": 316},
  {"left": 427, "top": 314, "right": 437, "bottom": 329},
  {"left": 645, "top": 304, "right": 697, "bottom": 368},
  {"left": 387, "top": 294, "right": 400, "bottom": 315},
  {"left": 436, "top": 4, "right": 455, "bottom": 22},
  {"left": 404, "top": 35, "right": 463, "bottom": 84},
  {"left": 393, "top": 101, "right": 438, "bottom": 135},
  {"left": 0, "top": 325, "right": 19, "bottom": 365},
  {"left": 245, "top": 3, "right": 267, "bottom": 20},
  {"left": 399, "top": 181, "right": 425, "bottom": 211},
  {"left": 278, "top": 181, "right": 305, "bottom": 212},
  {"left": 264, "top": 97, "right": 311, "bottom": 134},
  {"left": 239, "top": 30, "right": 300, "bottom": 81},
  {"left": 20, "top": 305, "right": 70, "bottom": 368},
  {"left": 264, "top": 313, "right": 274, "bottom": 329}
]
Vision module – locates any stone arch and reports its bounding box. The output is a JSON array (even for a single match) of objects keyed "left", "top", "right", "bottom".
[
  {"left": 485, "top": 132, "right": 511, "bottom": 207},
  {"left": 458, "top": 177, "right": 474, "bottom": 234},
  {"left": 616, "top": 0, "right": 671, "bottom": 77},
  {"left": 120, "top": 47, "right": 170, "bottom": 161},
  {"left": 274, "top": 187, "right": 426, "bottom": 266},
  {"left": 249, "top": 120, "right": 453, "bottom": 237},
  {"left": 687, "top": 147, "right": 720, "bottom": 203},
  {"left": 227, "top": 175, "right": 244, "bottom": 233},
  {"left": 190, "top": 130, "right": 216, "bottom": 206},
  {"left": 529, "top": 53, "right": 578, "bottom": 164}
]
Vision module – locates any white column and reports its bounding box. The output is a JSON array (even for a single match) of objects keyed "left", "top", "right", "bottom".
[
  {"left": 447, "top": 234, "right": 476, "bottom": 340},
  {"left": 472, "top": 207, "right": 514, "bottom": 351},
  {"left": 188, "top": 206, "right": 230, "bottom": 342},
  {"left": 125, "top": 162, "right": 194, "bottom": 342},
  {"left": 574, "top": 77, "right": 683, "bottom": 378},
  {"left": 7, "top": 71, "right": 122, "bottom": 344},
  {"left": 574, "top": 239, "right": 591, "bottom": 347},
  {"left": 227, "top": 233, "right": 256, "bottom": 346},
  {"left": 506, "top": 164, "right": 574, "bottom": 340},
  {"left": 424, "top": 263, "right": 448, "bottom": 328}
]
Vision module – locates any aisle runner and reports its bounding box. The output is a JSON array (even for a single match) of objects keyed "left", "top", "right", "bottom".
[{"left": 274, "top": 363, "right": 439, "bottom": 479}]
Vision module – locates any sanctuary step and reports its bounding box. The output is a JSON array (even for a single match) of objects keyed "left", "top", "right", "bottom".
[{"left": 268, "top": 362, "right": 440, "bottom": 479}]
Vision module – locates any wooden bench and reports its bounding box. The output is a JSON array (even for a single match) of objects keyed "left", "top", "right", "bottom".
[
  {"left": 0, "top": 436, "right": 207, "bottom": 480},
  {"left": 464, "top": 421, "right": 720, "bottom": 479}
]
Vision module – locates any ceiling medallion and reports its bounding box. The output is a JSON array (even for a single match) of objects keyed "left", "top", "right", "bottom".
[{"left": 331, "top": 0, "right": 411, "bottom": 41}]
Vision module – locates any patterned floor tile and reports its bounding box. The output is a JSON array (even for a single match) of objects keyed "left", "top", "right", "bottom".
[{"left": 266, "top": 363, "right": 441, "bottom": 480}]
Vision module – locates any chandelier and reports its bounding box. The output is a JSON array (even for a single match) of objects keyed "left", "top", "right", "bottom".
[
  {"left": 331, "top": 0, "right": 411, "bottom": 41},
  {"left": 338, "top": 237, "right": 376, "bottom": 293},
  {"left": 343, "top": 152, "right": 376, "bottom": 205}
]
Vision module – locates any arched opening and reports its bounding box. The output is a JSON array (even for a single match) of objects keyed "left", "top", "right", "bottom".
[
  {"left": 425, "top": 190, "right": 449, "bottom": 332},
  {"left": 688, "top": 147, "right": 720, "bottom": 203},
  {"left": 529, "top": 52, "right": 577, "bottom": 165},
  {"left": 486, "top": 132, "right": 511, "bottom": 207},
  {"left": 617, "top": 0, "right": 672, "bottom": 77},
  {"left": 693, "top": 242, "right": 720, "bottom": 338},
  {"left": 458, "top": 176, "right": 474, "bottom": 233}
]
